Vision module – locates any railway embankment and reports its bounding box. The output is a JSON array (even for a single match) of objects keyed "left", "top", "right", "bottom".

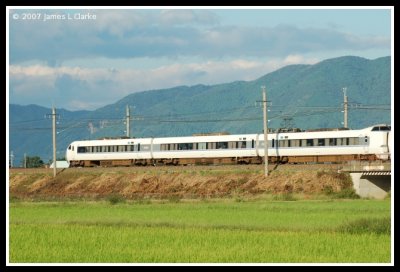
[{"left": 9, "top": 164, "right": 360, "bottom": 201}]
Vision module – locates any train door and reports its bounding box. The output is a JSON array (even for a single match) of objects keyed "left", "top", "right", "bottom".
[{"left": 361, "top": 135, "right": 369, "bottom": 154}]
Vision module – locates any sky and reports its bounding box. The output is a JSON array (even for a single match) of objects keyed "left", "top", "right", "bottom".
[{"left": 7, "top": 7, "right": 392, "bottom": 111}]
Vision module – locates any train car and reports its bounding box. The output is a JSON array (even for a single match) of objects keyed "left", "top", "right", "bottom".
[{"left": 65, "top": 124, "right": 391, "bottom": 167}]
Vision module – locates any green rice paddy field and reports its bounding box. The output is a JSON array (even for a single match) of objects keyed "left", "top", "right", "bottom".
[{"left": 9, "top": 199, "right": 391, "bottom": 263}]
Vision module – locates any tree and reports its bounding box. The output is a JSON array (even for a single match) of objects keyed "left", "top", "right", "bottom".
[{"left": 22, "top": 156, "right": 44, "bottom": 168}]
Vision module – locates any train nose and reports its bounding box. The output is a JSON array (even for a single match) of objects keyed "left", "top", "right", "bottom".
[
  {"left": 65, "top": 145, "right": 72, "bottom": 163},
  {"left": 65, "top": 150, "right": 70, "bottom": 163}
]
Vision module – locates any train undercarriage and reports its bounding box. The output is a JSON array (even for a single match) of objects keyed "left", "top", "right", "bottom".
[{"left": 68, "top": 154, "right": 378, "bottom": 167}]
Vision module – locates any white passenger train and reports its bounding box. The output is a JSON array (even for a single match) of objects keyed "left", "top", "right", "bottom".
[{"left": 65, "top": 124, "right": 391, "bottom": 167}]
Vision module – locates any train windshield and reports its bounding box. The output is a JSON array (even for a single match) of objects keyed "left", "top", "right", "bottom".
[{"left": 371, "top": 125, "right": 391, "bottom": 131}]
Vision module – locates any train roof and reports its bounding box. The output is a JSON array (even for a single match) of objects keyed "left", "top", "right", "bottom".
[{"left": 69, "top": 124, "right": 389, "bottom": 145}]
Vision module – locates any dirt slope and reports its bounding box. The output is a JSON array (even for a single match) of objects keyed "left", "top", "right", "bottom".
[{"left": 9, "top": 165, "right": 353, "bottom": 200}]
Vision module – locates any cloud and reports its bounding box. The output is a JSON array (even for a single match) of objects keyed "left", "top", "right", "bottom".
[
  {"left": 9, "top": 10, "right": 390, "bottom": 64},
  {"left": 9, "top": 56, "right": 319, "bottom": 110},
  {"left": 159, "top": 10, "right": 219, "bottom": 25}
]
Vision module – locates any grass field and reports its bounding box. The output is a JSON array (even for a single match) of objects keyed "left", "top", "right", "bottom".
[{"left": 9, "top": 199, "right": 391, "bottom": 263}]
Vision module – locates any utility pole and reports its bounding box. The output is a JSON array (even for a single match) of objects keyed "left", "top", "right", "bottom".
[
  {"left": 10, "top": 151, "right": 14, "bottom": 168},
  {"left": 24, "top": 153, "right": 27, "bottom": 168},
  {"left": 46, "top": 107, "right": 58, "bottom": 177},
  {"left": 126, "top": 105, "right": 131, "bottom": 138},
  {"left": 343, "top": 87, "right": 348, "bottom": 128},
  {"left": 52, "top": 107, "right": 57, "bottom": 177},
  {"left": 261, "top": 86, "right": 269, "bottom": 177}
]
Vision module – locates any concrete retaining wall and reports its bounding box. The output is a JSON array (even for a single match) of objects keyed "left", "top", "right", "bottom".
[{"left": 351, "top": 173, "right": 391, "bottom": 199}]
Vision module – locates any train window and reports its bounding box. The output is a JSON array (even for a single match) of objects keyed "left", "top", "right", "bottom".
[
  {"left": 141, "top": 145, "right": 150, "bottom": 151},
  {"left": 239, "top": 141, "right": 246, "bottom": 149},
  {"left": 207, "top": 142, "right": 216, "bottom": 149},
  {"left": 272, "top": 139, "right": 275, "bottom": 148},
  {"left": 291, "top": 139, "right": 300, "bottom": 147},
  {"left": 349, "top": 137, "right": 359, "bottom": 145},
  {"left": 216, "top": 142, "right": 228, "bottom": 149},
  {"left": 77, "top": 146, "right": 86, "bottom": 153},
  {"left": 72, "top": 146, "right": 74, "bottom": 151},
  {"left": 252, "top": 140, "right": 255, "bottom": 148},
  {"left": 178, "top": 143, "right": 193, "bottom": 150},
  {"left": 198, "top": 142, "right": 206, "bottom": 150},
  {"left": 138, "top": 143, "right": 141, "bottom": 151},
  {"left": 68, "top": 145, "right": 71, "bottom": 150},
  {"left": 306, "top": 139, "right": 313, "bottom": 147}
]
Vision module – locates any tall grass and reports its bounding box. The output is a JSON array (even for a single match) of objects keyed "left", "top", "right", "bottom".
[{"left": 9, "top": 199, "right": 391, "bottom": 263}]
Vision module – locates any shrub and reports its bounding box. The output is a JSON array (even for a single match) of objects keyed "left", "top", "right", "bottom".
[
  {"left": 316, "top": 170, "right": 326, "bottom": 178},
  {"left": 322, "top": 185, "right": 334, "bottom": 195},
  {"left": 234, "top": 197, "right": 244, "bottom": 202},
  {"left": 337, "top": 217, "right": 391, "bottom": 235},
  {"left": 334, "top": 188, "right": 360, "bottom": 199},
  {"left": 168, "top": 195, "right": 181, "bottom": 203},
  {"left": 272, "top": 193, "right": 297, "bottom": 201},
  {"left": 107, "top": 194, "right": 125, "bottom": 205}
]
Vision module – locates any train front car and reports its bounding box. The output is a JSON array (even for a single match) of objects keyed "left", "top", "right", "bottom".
[
  {"left": 65, "top": 141, "right": 79, "bottom": 167},
  {"left": 367, "top": 124, "right": 391, "bottom": 160}
]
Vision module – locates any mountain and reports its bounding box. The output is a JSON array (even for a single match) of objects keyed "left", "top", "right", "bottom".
[{"left": 9, "top": 56, "right": 391, "bottom": 165}]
